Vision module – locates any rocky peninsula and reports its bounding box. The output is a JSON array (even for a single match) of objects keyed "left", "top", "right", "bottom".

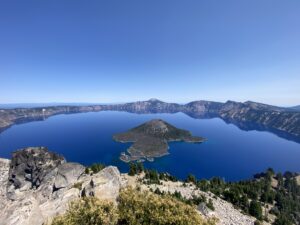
[{"left": 113, "top": 119, "right": 205, "bottom": 162}]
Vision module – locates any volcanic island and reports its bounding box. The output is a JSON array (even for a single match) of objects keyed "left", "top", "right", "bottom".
[{"left": 113, "top": 119, "right": 206, "bottom": 162}]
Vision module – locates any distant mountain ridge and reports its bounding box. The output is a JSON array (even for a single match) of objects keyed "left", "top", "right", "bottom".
[
  {"left": 289, "top": 105, "right": 300, "bottom": 111},
  {"left": 0, "top": 99, "right": 299, "bottom": 142}
]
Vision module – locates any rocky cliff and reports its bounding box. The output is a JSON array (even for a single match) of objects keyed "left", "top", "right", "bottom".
[
  {"left": 218, "top": 101, "right": 300, "bottom": 139},
  {"left": 0, "top": 105, "right": 103, "bottom": 133}
]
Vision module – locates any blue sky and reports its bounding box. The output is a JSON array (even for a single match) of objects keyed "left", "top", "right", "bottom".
[{"left": 0, "top": 0, "right": 299, "bottom": 106}]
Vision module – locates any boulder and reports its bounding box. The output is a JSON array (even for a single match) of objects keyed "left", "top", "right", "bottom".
[
  {"left": 82, "top": 166, "right": 122, "bottom": 201},
  {"left": 54, "top": 162, "right": 85, "bottom": 189},
  {"left": 7, "top": 147, "right": 65, "bottom": 200}
]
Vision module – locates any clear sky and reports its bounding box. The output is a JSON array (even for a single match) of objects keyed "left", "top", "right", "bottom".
[{"left": 0, "top": 0, "right": 299, "bottom": 106}]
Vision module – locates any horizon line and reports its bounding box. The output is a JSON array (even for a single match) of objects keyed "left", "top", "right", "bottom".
[{"left": 0, "top": 99, "right": 298, "bottom": 108}]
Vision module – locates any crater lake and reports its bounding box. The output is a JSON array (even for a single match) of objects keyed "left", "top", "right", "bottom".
[{"left": 0, "top": 111, "right": 299, "bottom": 181}]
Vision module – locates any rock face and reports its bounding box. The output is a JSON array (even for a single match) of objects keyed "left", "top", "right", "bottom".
[
  {"left": 54, "top": 163, "right": 85, "bottom": 189},
  {"left": 81, "top": 166, "right": 122, "bottom": 201},
  {"left": 114, "top": 119, "right": 205, "bottom": 162},
  {"left": 218, "top": 101, "right": 300, "bottom": 140},
  {"left": 289, "top": 105, "right": 300, "bottom": 111},
  {"left": 0, "top": 147, "right": 123, "bottom": 225},
  {"left": 7, "top": 147, "right": 65, "bottom": 200}
]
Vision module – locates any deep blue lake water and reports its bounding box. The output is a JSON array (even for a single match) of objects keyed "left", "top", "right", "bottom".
[{"left": 0, "top": 111, "right": 299, "bottom": 181}]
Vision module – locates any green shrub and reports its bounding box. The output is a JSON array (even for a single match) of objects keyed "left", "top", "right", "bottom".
[
  {"left": 51, "top": 188, "right": 216, "bottom": 225},
  {"left": 249, "top": 200, "right": 262, "bottom": 220},
  {"left": 72, "top": 182, "right": 83, "bottom": 190},
  {"left": 84, "top": 167, "right": 90, "bottom": 174},
  {"left": 85, "top": 163, "right": 106, "bottom": 174},
  {"left": 90, "top": 163, "right": 105, "bottom": 174},
  {"left": 128, "top": 162, "right": 137, "bottom": 176},
  {"left": 118, "top": 187, "right": 213, "bottom": 225},
  {"left": 207, "top": 199, "right": 215, "bottom": 211},
  {"left": 51, "top": 197, "right": 118, "bottom": 225},
  {"left": 159, "top": 172, "right": 178, "bottom": 182},
  {"left": 128, "top": 162, "right": 144, "bottom": 176},
  {"left": 273, "top": 214, "right": 293, "bottom": 225},
  {"left": 254, "top": 220, "right": 261, "bottom": 225},
  {"left": 144, "top": 169, "right": 160, "bottom": 184},
  {"left": 186, "top": 173, "right": 197, "bottom": 184}
]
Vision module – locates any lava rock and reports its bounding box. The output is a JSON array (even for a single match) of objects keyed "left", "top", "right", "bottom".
[{"left": 7, "top": 147, "right": 65, "bottom": 200}]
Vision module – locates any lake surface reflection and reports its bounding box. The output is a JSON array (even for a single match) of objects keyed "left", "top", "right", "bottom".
[{"left": 0, "top": 111, "right": 299, "bottom": 181}]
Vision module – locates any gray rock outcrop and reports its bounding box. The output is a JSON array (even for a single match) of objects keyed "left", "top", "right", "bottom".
[
  {"left": 54, "top": 162, "right": 85, "bottom": 189},
  {"left": 81, "top": 166, "right": 122, "bottom": 201},
  {"left": 0, "top": 147, "right": 123, "bottom": 225},
  {"left": 7, "top": 147, "right": 65, "bottom": 200}
]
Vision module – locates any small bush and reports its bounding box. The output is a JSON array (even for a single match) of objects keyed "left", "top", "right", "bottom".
[
  {"left": 128, "top": 162, "right": 144, "bottom": 176},
  {"left": 249, "top": 200, "right": 262, "bottom": 220},
  {"left": 84, "top": 167, "right": 90, "bottom": 174},
  {"left": 207, "top": 199, "right": 215, "bottom": 211},
  {"left": 118, "top": 187, "right": 210, "bottom": 225},
  {"left": 72, "top": 182, "right": 83, "bottom": 190},
  {"left": 51, "top": 197, "right": 118, "bottom": 225},
  {"left": 84, "top": 163, "right": 106, "bottom": 174},
  {"left": 254, "top": 220, "right": 261, "bottom": 225},
  {"left": 90, "top": 163, "right": 105, "bottom": 174},
  {"left": 51, "top": 188, "right": 216, "bottom": 225},
  {"left": 186, "top": 173, "right": 197, "bottom": 184}
]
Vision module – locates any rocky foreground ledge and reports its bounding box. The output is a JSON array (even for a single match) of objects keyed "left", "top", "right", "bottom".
[
  {"left": 0, "top": 147, "right": 261, "bottom": 225},
  {"left": 0, "top": 147, "right": 123, "bottom": 225}
]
